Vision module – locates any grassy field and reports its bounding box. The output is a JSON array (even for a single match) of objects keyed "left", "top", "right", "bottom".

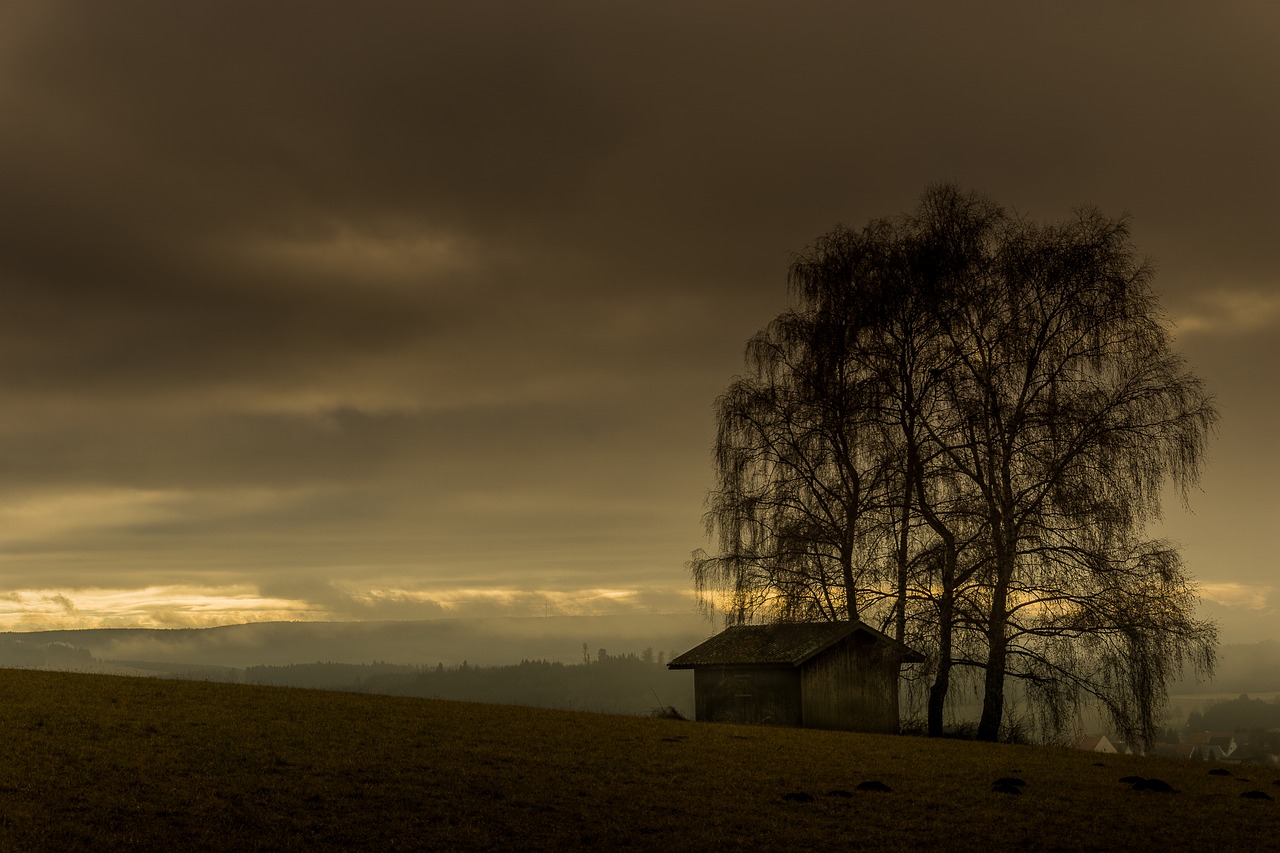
[{"left": 0, "top": 669, "right": 1276, "bottom": 851}]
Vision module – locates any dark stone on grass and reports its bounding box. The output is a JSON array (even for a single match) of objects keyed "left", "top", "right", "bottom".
[
  {"left": 1092, "top": 762, "right": 1106, "bottom": 767},
  {"left": 994, "top": 777, "right": 1026, "bottom": 787},
  {"left": 1131, "top": 778, "right": 1177, "bottom": 793},
  {"left": 992, "top": 782, "right": 1022, "bottom": 795},
  {"left": 1208, "top": 768, "right": 1232, "bottom": 776},
  {"left": 825, "top": 789, "right": 853, "bottom": 798},
  {"left": 782, "top": 792, "right": 814, "bottom": 803},
  {"left": 855, "top": 780, "right": 892, "bottom": 793},
  {"left": 1119, "top": 775, "right": 1145, "bottom": 784},
  {"left": 1240, "top": 790, "right": 1274, "bottom": 801}
]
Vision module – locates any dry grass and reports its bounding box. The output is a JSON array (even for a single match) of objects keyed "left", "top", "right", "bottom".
[{"left": 0, "top": 668, "right": 1276, "bottom": 850}]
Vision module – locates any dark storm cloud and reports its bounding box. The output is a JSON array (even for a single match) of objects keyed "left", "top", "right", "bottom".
[
  {"left": 0, "top": 2, "right": 1276, "bottom": 631},
  {"left": 6, "top": 2, "right": 1276, "bottom": 382}
]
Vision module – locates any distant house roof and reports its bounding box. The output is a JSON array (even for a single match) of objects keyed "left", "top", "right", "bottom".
[
  {"left": 667, "top": 620, "right": 925, "bottom": 669},
  {"left": 1183, "top": 731, "right": 1217, "bottom": 748},
  {"left": 1071, "top": 735, "right": 1116, "bottom": 753},
  {"left": 1150, "top": 742, "right": 1197, "bottom": 760}
]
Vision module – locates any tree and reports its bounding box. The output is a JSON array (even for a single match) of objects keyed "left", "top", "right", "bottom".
[
  {"left": 688, "top": 309, "right": 896, "bottom": 622},
  {"left": 932, "top": 204, "right": 1218, "bottom": 743},
  {"left": 690, "top": 184, "right": 1217, "bottom": 744}
]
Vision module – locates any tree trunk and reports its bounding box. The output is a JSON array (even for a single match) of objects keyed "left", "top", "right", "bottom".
[
  {"left": 927, "top": 586, "right": 954, "bottom": 737},
  {"left": 977, "top": 562, "right": 1012, "bottom": 741},
  {"left": 840, "top": 539, "right": 858, "bottom": 621},
  {"left": 894, "top": 483, "right": 912, "bottom": 644},
  {"left": 977, "top": 630, "right": 1006, "bottom": 740}
]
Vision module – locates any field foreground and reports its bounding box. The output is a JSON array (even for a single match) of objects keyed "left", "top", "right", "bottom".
[{"left": 0, "top": 670, "right": 1276, "bottom": 850}]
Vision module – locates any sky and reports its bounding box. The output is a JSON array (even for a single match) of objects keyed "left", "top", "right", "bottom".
[{"left": 0, "top": 2, "right": 1276, "bottom": 641}]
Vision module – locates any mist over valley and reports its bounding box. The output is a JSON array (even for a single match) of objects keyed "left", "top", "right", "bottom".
[{"left": 2, "top": 616, "right": 1277, "bottom": 733}]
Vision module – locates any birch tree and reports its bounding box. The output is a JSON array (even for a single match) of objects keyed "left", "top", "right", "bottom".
[{"left": 690, "top": 184, "right": 1217, "bottom": 743}]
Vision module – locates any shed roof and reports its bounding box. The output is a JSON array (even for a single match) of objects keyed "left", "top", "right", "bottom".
[{"left": 667, "top": 620, "right": 925, "bottom": 669}]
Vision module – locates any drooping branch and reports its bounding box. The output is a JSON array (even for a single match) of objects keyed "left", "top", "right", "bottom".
[{"left": 690, "top": 184, "right": 1217, "bottom": 742}]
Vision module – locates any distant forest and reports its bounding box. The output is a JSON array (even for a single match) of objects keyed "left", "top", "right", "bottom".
[
  {"left": 243, "top": 649, "right": 693, "bottom": 717},
  {"left": 1186, "top": 694, "right": 1280, "bottom": 733}
]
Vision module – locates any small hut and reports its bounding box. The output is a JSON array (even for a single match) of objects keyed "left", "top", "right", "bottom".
[{"left": 667, "top": 621, "right": 924, "bottom": 733}]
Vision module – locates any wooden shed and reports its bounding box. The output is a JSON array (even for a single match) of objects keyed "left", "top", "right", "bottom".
[{"left": 666, "top": 621, "right": 924, "bottom": 733}]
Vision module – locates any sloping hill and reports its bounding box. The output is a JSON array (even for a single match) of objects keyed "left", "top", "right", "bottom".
[
  {"left": 0, "top": 669, "right": 1275, "bottom": 851},
  {"left": 0, "top": 613, "right": 709, "bottom": 667}
]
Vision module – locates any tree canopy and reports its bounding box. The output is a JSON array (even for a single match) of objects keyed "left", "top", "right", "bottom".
[{"left": 690, "top": 185, "right": 1218, "bottom": 744}]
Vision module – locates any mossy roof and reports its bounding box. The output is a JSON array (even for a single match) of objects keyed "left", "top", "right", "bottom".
[{"left": 667, "top": 620, "right": 925, "bottom": 669}]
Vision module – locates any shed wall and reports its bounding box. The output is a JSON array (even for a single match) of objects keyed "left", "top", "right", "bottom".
[
  {"left": 693, "top": 666, "right": 801, "bottom": 726},
  {"left": 799, "top": 634, "right": 901, "bottom": 732}
]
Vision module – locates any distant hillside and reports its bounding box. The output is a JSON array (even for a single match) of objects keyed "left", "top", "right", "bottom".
[
  {"left": 0, "top": 668, "right": 1276, "bottom": 851},
  {"left": 0, "top": 616, "right": 707, "bottom": 718},
  {"left": 0, "top": 613, "right": 711, "bottom": 668}
]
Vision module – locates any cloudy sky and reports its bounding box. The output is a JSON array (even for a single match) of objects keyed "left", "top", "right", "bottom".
[{"left": 0, "top": 2, "right": 1276, "bottom": 641}]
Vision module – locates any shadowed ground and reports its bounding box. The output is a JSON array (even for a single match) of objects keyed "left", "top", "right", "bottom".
[{"left": 0, "top": 669, "right": 1275, "bottom": 850}]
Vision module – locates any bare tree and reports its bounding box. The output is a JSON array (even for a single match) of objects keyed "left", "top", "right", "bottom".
[
  {"left": 689, "top": 289, "right": 898, "bottom": 623},
  {"left": 932, "top": 205, "right": 1219, "bottom": 741},
  {"left": 690, "top": 185, "right": 1217, "bottom": 744}
]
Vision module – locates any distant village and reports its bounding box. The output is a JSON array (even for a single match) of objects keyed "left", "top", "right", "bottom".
[
  {"left": 1073, "top": 694, "right": 1280, "bottom": 765},
  {"left": 1072, "top": 731, "right": 1275, "bottom": 764}
]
